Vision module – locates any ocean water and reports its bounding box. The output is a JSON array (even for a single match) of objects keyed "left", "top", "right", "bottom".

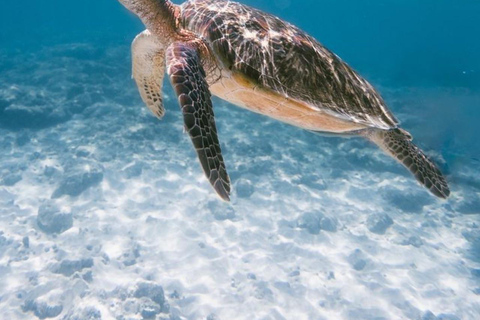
[{"left": 0, "top": 0, "right": 479, "bottom": 319}]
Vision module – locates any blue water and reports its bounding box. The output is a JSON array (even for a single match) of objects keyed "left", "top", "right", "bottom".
[{"left": 1, "top": 1, "right": 479, "bottom": 319}]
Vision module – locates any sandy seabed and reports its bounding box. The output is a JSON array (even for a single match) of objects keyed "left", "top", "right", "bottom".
[{"left": 0, "top": 43, "right": 479, "bottom": 320}]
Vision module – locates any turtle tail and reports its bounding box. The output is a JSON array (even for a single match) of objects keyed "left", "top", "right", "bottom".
[{"left": 363, "top": 128, "right": 450, "bottom": 199}]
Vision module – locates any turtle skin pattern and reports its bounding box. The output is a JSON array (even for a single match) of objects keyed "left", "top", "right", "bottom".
[
  {"left": 166, "top": 42, "right": 231, "bottom": 201},
  {"left": 181, "top": 0, "right": 398, "bottom": 129}
]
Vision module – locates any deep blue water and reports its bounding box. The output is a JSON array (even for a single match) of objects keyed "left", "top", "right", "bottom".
[
  {"left": 3, "top": 0, "right": 480, "bottom": 89},
  {"left": 1, "top": 1, "right": 480, "bottom": 319},
  {"left": 2, "top": 0, "right": 480, "bottom": 157}
]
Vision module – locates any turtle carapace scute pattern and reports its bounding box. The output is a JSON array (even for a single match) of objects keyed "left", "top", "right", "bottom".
[
  {"left": 117, "top": 0, "right": 450, "bottom": 200},
  {"left": 180, "top": 0, "right": 398, "bottom": 129}
]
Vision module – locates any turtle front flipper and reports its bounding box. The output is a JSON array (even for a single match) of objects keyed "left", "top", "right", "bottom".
[
  {"left": 166, "top": 41, "right": 231, "bottom": 201},
  {"left": 132, "top": 30, "right": 166, "bottom": 119}
]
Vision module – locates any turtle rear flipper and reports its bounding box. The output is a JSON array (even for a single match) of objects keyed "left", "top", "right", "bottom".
[{"left": 365, "top": 128, "right": 450, "bottom": 199}]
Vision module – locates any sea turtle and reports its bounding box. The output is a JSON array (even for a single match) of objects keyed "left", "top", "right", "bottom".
[{"left": 118, "top": 0, "right": 450, "bottom": 200}]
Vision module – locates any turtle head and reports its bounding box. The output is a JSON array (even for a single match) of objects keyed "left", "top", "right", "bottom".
[
  {"left": 118, "top": 0, "right": 160, "bottom": 17},
  {"left": 118, "top": 0, "right": 179, "bottom": 39}
]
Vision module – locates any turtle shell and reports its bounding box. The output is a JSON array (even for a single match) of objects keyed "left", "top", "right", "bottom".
[{"left": 180, "top": 0, "right": 398, "bottom": 129}]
